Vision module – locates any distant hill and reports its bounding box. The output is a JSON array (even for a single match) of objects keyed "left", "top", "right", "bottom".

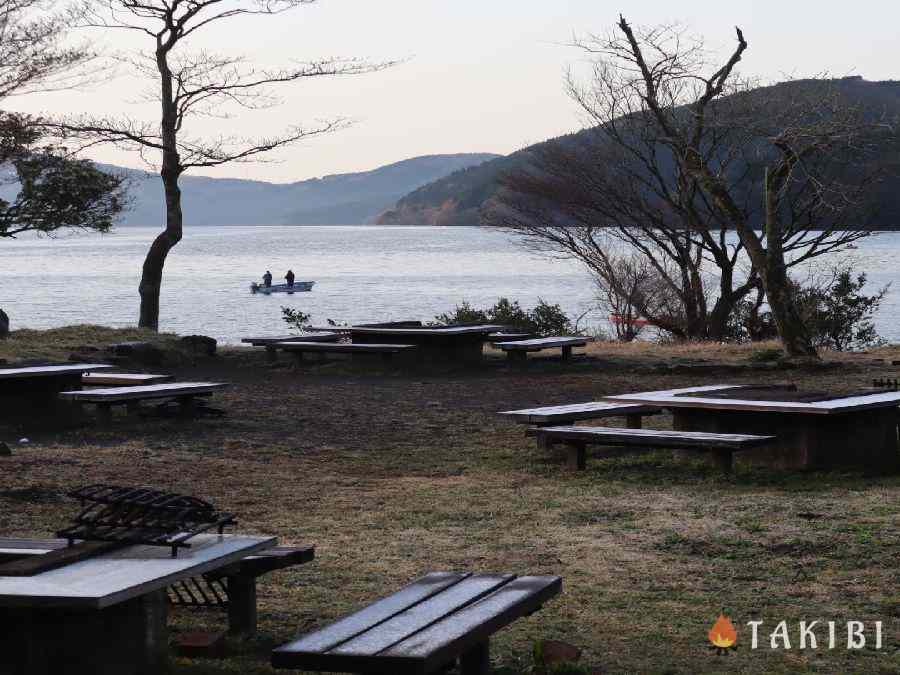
[
  {"left": 377, "top": 77, "right": 900, "bottom": 227},
  {"left": 97, "top": 153, "right": 499, "bottom": 226}
]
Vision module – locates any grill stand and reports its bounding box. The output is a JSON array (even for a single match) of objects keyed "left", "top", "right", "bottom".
[{"left": 0, "top": 590, "right": 168, "bottom": 675}]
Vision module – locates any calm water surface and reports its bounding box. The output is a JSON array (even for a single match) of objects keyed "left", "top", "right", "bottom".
[
  {"left": 2, "top": 226, "right": 898, "bottom": 344},
  {"left": 0, "top": 226, "right": 600, "bottom": 344}
]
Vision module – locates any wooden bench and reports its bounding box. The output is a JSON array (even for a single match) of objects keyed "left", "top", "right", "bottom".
[
  {"left": 0, "top": 538, "right": 314, "bottom": 637},
  {"left": 493, "top": 336, "right": 589, "bottom": 362},
  {"left": 275, "top": 341, "right": 417, "bottom": 364},
  {"left": 59, "top": 382, "right": 228, "bottom": 423},
  {"left": 171, "top": 544, "right": 315, "bottom": 635},
  {"left": 529, "top": 426, "right": 776, "bottom": 472},
  {"left": 486, "top": 331, "right": 534, "bottom": 342},
  {"left": 272, "top": 572, "right": 561, "bottom": 674},
  {"left": 82, "top": 372, "right": 174, "bottom": 386},
  {"left": 242, "top": 333, "right": 341, "bottom": 362},
  {"left": 500, "top": 401, "right": 663, "bottom": 430}
]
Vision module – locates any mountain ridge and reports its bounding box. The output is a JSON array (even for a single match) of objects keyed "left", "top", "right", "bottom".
[{"left": 97, "top": 153, "right": 500, "bottom": 226}]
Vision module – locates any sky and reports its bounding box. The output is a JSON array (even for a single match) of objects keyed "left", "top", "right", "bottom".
[{"left": 12, "top": 0, "right": 900, "bottom": 183}]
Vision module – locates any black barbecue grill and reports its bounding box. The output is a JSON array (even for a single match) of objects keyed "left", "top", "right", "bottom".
[{"left": 56, "top": 484, "right": 236, "bottom": 558}]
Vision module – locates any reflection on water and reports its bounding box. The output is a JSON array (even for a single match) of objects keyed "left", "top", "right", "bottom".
[{"left": 1, "top": 226, "right": 898, "bottom": 344}]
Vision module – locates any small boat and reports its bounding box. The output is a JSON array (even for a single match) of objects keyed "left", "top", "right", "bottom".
[
  {"left": 609, "top": 314, "right": 649, "bottom": 326},
  {"left": 250, "top": 281, "right": 315, "bottom": 295}
]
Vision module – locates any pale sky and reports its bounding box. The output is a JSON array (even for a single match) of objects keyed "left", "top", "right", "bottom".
[{"left": 12, "top": 0, "right": 900, "bottom": 182}]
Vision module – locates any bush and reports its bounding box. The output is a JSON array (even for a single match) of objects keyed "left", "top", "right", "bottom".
[
  {"left": 726, "top": 265, "right": 888, "bottom": 351},
  {"left": 435, "top": 298, "right": 575, "bottom": 337},
  {"left": 748, "top": 347, "right": 783, "bottom": 363},
  {"left": 806, "top": 270, "right": 888, "bottom": 351},
  {"left": 281, "top": 306, "right": 311, "bottom": 332}
]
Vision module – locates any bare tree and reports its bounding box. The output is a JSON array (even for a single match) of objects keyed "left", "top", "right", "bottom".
[
  {"left": 611, "top": 16, "right": 894, "bottom": 358},
  {"left": 483, "top": 132, "right": 758, "bottom": 340},
  {"left": 486, "top": 18, "right": 895, "bottom": 357},
  {"left": 50, "top": 0, "right": 395, "bottom": 330},
  {"left": 594, "top": 254, "right": 656, "bottom": 342}
]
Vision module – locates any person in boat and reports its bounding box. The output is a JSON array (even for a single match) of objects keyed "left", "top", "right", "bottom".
[
  {"left": 285, "top": 269, "right": 295, "bottom": 288},
  {"left": 263, "top": 270, "right": 273, "bottom": 288}
]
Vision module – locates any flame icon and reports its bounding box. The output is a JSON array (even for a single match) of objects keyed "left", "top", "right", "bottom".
[{"left": 708, "top": 614, "right": 737, "bottom": 650}]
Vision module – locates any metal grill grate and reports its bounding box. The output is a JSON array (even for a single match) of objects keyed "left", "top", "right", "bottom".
[{"left": 56, "top": 484, "right": 236, "bottom": 558}]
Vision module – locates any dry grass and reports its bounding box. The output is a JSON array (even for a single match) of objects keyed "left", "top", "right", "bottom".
[
  {"left": 0, "top": 325, "right": 182, "bottom": 362},
  {"left": 2, "top": 333, "right": 900, "bottom": 673}
]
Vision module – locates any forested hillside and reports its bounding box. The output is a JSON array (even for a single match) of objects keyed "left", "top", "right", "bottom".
[{"left": 377, "top": 78, "right": 900, "bottom": 228}]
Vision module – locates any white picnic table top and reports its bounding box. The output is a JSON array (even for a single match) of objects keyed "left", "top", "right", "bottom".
[
  {"left": 349, "top": 325, "right": 507, "bottom": 336},
  {"left": 0, "top": 364, "right": 112, "bottom": 380},
  {"left": 0, "top": 534, "right": 276, "bottom": 609},
  {"left": 603, "top": 384, "right": 900, "bottom": 415}
]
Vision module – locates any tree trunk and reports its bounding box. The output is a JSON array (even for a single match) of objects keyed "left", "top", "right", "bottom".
[
  {"left": 760, "top": 171, "right": 817, "bottom": 358},
  {"left": 681, "top": 156, "right": 820, "bottom": 359},
  {"left": 138, "top": 43, "right": 183, "bottom": 331},
  {"left": 137, "top": 173, "right": 182, "bottom": 330}
]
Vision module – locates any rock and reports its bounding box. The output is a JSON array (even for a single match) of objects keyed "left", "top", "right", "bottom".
[
  {"left": 172, "top": 630, "right": 227, "bottom": 659},
  {"left": 534, "top": 639, "right": 583, "bottom": 671},
  {"left": 105, "top": 341, "right": 165, "bottom": 366},
  {"left": 0, "top": 442, "right": 11, "bottom": 456},
  {"left": 0, "top": 308, "right": 8, "bottom": 338},
  {"left": 180, "top": 334, "right": 217, "bottom": 356}
]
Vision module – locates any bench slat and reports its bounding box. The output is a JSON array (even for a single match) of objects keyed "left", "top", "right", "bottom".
[
  {"left": 273, "top": 572, "right": 469, "bottom": 662},
  {"left": 59, "top": 382, "right": 228, "bottom": 403},
  {"left": 385, "top": 576, "right": 562, "bottom": 671},
  {"left": 494, "top": 337, "right": 588, "bottom": 351},
  {"left": 500, "top": 402, "right": 662, "bottom": 424},
  {"left": 209, "top": 545, "right": 316, "bottom": 579},
  {"left": 242, "top": 334, "right": 340, "bottom": 346},
  {"left": 535, "top": 426, "right": 774, "bottom": 449},
  {"left": 275, "top": 342, "right": 417, "bottom": 354},
  {"left": 331, "top": 574, "right": 512, "bottom": 657},
  {"left": 82, "top": 373, "right": 174, "bottom": 386}
]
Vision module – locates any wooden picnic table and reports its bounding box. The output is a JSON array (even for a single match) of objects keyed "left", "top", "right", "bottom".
[
  {"left": 0, "top": 364, "right": 113, "bottom": 424},
  {"left": 349, "top": 325, "right": 507, "bottom": 364},
  {"left": 604, "top": 384, "right": 900, "bottom": 471},
  {"left": 0, "top": 533, "right": 275, "bottom": 675}
]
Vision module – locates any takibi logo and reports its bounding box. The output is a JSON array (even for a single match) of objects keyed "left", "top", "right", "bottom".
[
  {"left": 708, "top": 614, "right": 738, "bottom": 653},
  {"left": 705, "top": 614, "right": 886, "bottom": 653}
]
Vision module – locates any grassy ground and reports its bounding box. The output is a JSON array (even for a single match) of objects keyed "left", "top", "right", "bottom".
[{"left": 2, "top": 328, "right": 900, "bottom": 673}]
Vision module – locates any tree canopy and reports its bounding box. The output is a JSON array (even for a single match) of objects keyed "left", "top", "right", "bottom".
[{"left": 0, "top": 0, "right": 126, "bottom": 239}]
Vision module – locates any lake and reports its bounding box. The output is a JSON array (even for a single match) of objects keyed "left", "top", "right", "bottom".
[{"left": 2, "top": 226, "right": 898, "bottom": 344}]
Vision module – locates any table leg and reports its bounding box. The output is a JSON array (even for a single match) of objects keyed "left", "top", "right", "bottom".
[
  {"left": 714, "top": 450, "right": 734, "bottom": 474},
  {"left": 564, "top": 441, "right": 587, "bottom": 470},
  {"left": 227, "top": 574, "right": 258, "bottom": 636},
  {"left": 460, "top": 639, "right": 490, "bottom": 675},
  {"left": 96, "top": 403, "right": 113, "bottom": 426},
  {"left": 178, "top": 396, "right": 197, "bottom": 416},
  {"left": 0, "top": 590, "right": 169, "bottom": 675}
]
